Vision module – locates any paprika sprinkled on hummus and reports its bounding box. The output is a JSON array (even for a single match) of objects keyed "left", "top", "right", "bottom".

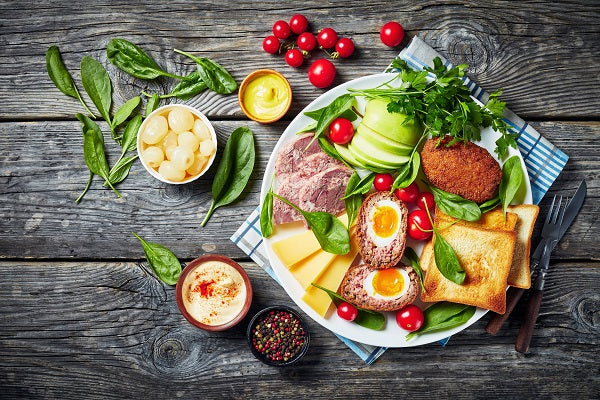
[{"left": 181, "top": 260, "right": 247, "bottom": 326}]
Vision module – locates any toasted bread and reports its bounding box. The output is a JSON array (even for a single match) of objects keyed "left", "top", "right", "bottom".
[
  {"left": 420, "top": 224, "right": 517, "bottom": 314},
  {"left": 506, "top": 204, "right": 540, "bottom": 288},
  {"left": 435, "top": 206, "right": 518, "bottom": 231}
]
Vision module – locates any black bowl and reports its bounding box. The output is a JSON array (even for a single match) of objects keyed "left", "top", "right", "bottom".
[{"left": 246, "top": 305, "right": 310, "bottom": 366}]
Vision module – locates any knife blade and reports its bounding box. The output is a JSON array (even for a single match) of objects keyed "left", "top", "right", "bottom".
[{"left": 485, "top": 179, "right": 586, "bottom": 335}]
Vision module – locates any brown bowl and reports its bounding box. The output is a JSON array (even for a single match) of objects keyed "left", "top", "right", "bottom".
[
  {"left": 238, "top": 69, "right": 292, "bottom": 123},
  {"left": 176, "top": 254, "right": 252, "bottom": 331}
]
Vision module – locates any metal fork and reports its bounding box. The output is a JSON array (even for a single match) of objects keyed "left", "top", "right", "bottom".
[{"left": 515, "top": 195, "right": 568, "bottom": 353}]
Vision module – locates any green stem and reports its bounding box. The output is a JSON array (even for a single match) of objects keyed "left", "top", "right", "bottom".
[
  {"left": 75, "top": 90, "right": 97, "bottom": 119},
  {"left": 200, "top": 201, "right": 216, "bottom": 227},
  {"left": 104, "top": 175, "right": 121, "bottom": 198},
  {"left": 271, "top": 193, "right": 303, "bottom": 215},
  {"left": 76, "top": 171, "right": 93, "bottom": 204}
]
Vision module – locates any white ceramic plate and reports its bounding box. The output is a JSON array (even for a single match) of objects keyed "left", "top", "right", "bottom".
[{"left": 260, "top": 73, "right": 532, "bottom": 347}]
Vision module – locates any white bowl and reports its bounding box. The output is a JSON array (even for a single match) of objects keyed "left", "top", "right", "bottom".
[{"left": 137, "top": 104, "right": 218, "bottom": 185}]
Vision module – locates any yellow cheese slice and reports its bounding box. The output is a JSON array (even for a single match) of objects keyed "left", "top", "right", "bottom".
[
  {"left": 302, "top": 235, "right": 359, "bottom": 317},
  {"left": 271, "top": 213, "right": 349, "bottom": 268},
  {"left": 291, "top": 249, "right": 337, "bottom": 289}
]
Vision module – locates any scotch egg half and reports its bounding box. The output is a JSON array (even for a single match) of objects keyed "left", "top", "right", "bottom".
[
  {"left": 363, "top": 267, "right": 411, "bottom": 300},
  {"left": 366, "top": 198, "right": 403, "bottom": 247}
]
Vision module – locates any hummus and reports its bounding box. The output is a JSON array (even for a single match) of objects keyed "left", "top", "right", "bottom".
[{"left": 181, "top": 260, "right": 247, "bottom": 326}]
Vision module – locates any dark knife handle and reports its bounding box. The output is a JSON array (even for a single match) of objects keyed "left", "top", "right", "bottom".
[
  {"left": 515, "top": 289, "right": 544, "bottom": 353},
  {"left": 485, "top": 287, "right": 526, "bottom": 335}
]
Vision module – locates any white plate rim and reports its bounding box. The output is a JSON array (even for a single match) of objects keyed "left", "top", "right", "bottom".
[{"left": 259, "top": 72, "right": 532, "bottom": 347}]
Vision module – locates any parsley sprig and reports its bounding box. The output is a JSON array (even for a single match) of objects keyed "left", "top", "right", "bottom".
[{"left": 350, "top": 57, "right": 517, "bottom": 159}]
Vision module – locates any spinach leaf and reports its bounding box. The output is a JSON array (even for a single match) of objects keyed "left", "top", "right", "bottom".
[
  {"left": 174, "top": 49, "right": 237, "bottom": 94},
  {"left": 311, "top": 283, "right": 386, "bottom": 330},
  {"left": 111, "top": 96, "right": 141, "bottom": 132},
  {"left": 80, "top": 56, "right": 113, "bottom": 127},
  {"left": 313, "top": 94, "right": 354, "bottom": 141},
  {"left": 163, "top": 71, "right": 208, "bottom": 100},
  {"left": 145, "top": 94, "right": 160, "bottom": 117},
  {"left": 403, "top": 247, "right": 425, "bottom": 291},
  {"left": 260, "top": 186, "right": 274, "bottom": 238},
  {"left": 433, "top": 231, "right": 465, "bottom": 284},
  {"left": 342, "top": 172, "right": 375, "bottom": 199},
  {"left": 305, "top": 106, "right": 358, "bottom": 122},
  {"left": 120, "top": 115, "right": 142, "bottom": 154},
  {"left": 479, "top": 196, "right": 501, "bottom": 214},
  {"left": 45, "top": 46, "right": 96, "bottom": 118},
  {"left": 272, "top": 194, "right": 350, "bottom": 255},
  {"left": 106, "top": 155, "right": 138, "bottom": 185},
  {"left": 75, "top": 113, "right": 121, "bottom": 198},
  {"left": 406, "top": 302, "right": 475, "bottom": 340},
  {"left": 201, "top": 127, "right": 255, "bottom": 227},
  {"left": 499, "top": 155, "right": 524, "bottom": 215},
  {"left": 429, "top": 185, "right": 481, "bottom": 222},
  {"left": 318, "top": 137, "right": 350, "bottom": 167},
  {"left": 132, "top": 232, "right": 182, "bottom": 285},
  {"left": 343, "top": 172, "right": 362, "bottom": 230},
  {"left": 392, "top": 152, "right": 420, "bottom": 190},
  {"left": 107, "top": 38, "right": 184, "bottom": 80}
]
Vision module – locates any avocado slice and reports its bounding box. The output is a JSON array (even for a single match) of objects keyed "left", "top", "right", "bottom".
[
  {"left": 334, "top": 143, "right": 390, "bottom": 173},
  {"left": 348, "top": 141, "right": 409, "bottom": 171},
  {"left": 348, "top": 135, "right": 410, "bottom": 168},
  {"left": 361, "top": 99, "right": 423, "bottom": 146},
  {"left": 355, "top": 124, "right": 413, "bottom": 156}
]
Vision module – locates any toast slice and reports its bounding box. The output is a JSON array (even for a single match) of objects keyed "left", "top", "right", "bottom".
[
  {"left": 420, "top": 224, "right": 517, "bottom": 314},
  {"left": 435, "top": 206, "right": 518, "bottom": 231},
  {"left": 506, "top": 204, "right": 540, "bottom": 288}
]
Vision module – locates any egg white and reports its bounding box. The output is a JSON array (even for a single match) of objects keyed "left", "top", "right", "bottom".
[
  {"left": 363, "top": 267, "right": 410, "bottom": 300},
  {"left": 366, "top": 199, "right": 402, "bottom": 247}
]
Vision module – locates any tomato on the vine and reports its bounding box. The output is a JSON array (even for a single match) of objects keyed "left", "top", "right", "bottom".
[
  {"left": 328, "top": 118, "right": 354, "bottom": 144},
  {"left": 297, "top": 32, "right": 317, "bottom": 52},
  {"left": 317, "top": 27, "right": 338, "bottom": 48},
  {"left": 308, "top": 59, "right": 336, "bottom": 88},
  {"left": 285, "top": 49, "right": 304, "bottom": 67},
  {"left": 394, "top": 182, "right": 419, "bottom": 203},
  {"left": 262, "top": 36, "right": 280, "bottom": 54},
  {"left": 335, "top": 38, "right": 355, "bottom": 58},
  {"left": 272, "top": 20, "right": 291, "bottom": 39},
  {"left": 374, "top": 173, "right": 394, "bottom": 192},
  {"left": 289, "top": 14, "right": 309, "bottom": 34},
  {"left": 337, "top": 302, "right": 358, "bottom": 321},
  {"left": 380, "top": 21, "right": 404, "bottom": 47},
  {"left": 417, "top": 191, "right": 435, "bottom": 211},
  {"left": 396, "top": 304, "right": 424, "bottom": 331},
  {"left": 407, "top": 209, "right": 433, "bottom": 240}
]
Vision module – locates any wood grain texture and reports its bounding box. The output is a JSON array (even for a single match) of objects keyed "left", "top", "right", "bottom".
[
  {"left": 1, "top": 1, "right": 599, "bottom": 121},
  {"left": 0, "top": 120, "right": 598, "bottom": 260},
  {"left": 0, "top": 260, "right": 598, "bottom": 399}
]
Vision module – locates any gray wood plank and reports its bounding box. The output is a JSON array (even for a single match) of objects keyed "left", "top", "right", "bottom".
[
  {"left": 0, "top": 120, "right": 597, "bottom": 260},
  {"left": 0, "top": 260, "right": 598, "bottom": 398},
  {"left": 1, "top": 1, "right": 599, "bottom": 120}
]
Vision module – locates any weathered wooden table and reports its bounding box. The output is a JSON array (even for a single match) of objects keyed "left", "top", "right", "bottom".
[{"left": 1, "top": 1, "right": 598, "bottom": 398}]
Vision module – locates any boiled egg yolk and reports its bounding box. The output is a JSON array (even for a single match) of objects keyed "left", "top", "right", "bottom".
[
  {"left": 372, "top": 268, "right": 404, "bottom": 297},
  {"left": 372, "top": 205, "right": 398, "bottom": 238}
]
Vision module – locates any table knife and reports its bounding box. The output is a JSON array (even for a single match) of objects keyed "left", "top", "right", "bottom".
[{"left": 485, "top": 180, "right": 586, "bottom": 335}]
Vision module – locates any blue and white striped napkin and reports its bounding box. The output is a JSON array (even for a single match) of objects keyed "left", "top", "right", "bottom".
[{"left": 231, "top": 36, "right": 568, "bottom": 364}]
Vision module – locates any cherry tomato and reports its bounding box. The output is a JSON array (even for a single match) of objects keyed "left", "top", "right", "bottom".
[
  {"left": 374, "top": 173, "right": 394, "bottom": 191},
  {"left": 297, "top": 32, "right": 317, "bottom": 51},
  {"left": 262, "top": 36, "right": 280, "bottom": 54},
  {"left": 337, "top": 302, "right": 358, "bottom": 321},
  {"left": 394, "top": 182, "right": 420, "bottom": 203},
  {"left": 308, "top": 59, "right": 336, "bottom": 88},
  {"left": 272, "top": 20, "right": 291, "bottom": 39},
  {"left": 328, "top": 118, "right": 354, "bottom": 144},
  {"left": 380, "top": 21, "right": 404, "bottom": 47},
  {"left": 335, "top": 38, "right": 355, "bottom": 58},
  {"left": 407, "top": 209, "right": 433, "bottom": 240},
  {"left": 289, "top": 14, "right": 309, "bottom": 34},
  {"left": 417, "top": 191, "right": 435, "bottom": 211},
  {"left": 396, "top": 304, "right": 424, "bottom": 331},
  {"left": 317, "top": 27, "right": 338, "bottom": 48},
  {"left": 285, "top": 49, "right": 304, "bottom": 67}
]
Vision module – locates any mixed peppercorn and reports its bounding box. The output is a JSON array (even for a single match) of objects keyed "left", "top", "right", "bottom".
[{"left": 251, "top": 309, "right": 306, "bottom": 363}]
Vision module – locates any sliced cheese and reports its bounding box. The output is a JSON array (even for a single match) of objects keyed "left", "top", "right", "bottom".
[
  {"left": 302, "top": 235, "right": 359, "bottom": 317},
  {"left": 271, "top": 213, "right": 349, "bottom": 268},
  {"left": 291, "top": 249, "right": 337, "bottom": 289}
]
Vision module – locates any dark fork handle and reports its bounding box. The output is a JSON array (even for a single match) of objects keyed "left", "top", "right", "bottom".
[
  {"left": 515, "top": 289, "right": 544, "bottom": 353},
  {"left": 485, "top": 287, "right": 526, "bottom": 335}
]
